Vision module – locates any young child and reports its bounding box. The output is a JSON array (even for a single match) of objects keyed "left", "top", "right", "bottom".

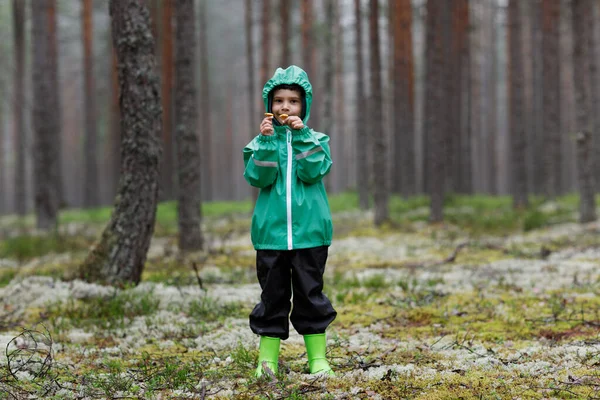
[{"left": 243, "top": 65, "right": 337, "bottom": 377}]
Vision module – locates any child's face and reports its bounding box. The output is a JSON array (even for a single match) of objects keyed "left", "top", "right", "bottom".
[{"left": 271, "top": 89, "right": 302, "bottom": 124}]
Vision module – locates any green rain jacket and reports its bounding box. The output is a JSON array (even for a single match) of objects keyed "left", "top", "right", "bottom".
[{"left": 243, "top": 65, "right": 333, "bottom": 250}]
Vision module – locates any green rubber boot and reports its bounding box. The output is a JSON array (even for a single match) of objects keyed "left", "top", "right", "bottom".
[
  {"left": 255, "top": 336, "right": 280, "bottom": 378},
  {"left": 303, "top": 333, "right": 335, "bottom": 376}
]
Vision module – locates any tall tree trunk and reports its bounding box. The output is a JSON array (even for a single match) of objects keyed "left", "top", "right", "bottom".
[
  {"left": 302, "top": 0, "right": 319, "bottom": 129},
  {"left": 530, "top": 0, "right": 545, "bottom": 194},
  {"left": 508, "top": 0, "right": 529, "bottom": 209},
  {"left": 370, "top": 0, "right": 387, "bottom": 224},
  {"left": 334, "top": 0, "right": 347, "bottom": 191},
  {"left": 175, "top": 0, "right": 203, "bottom": 251},
  {"left": 31, "top": 0, "right": 60, "bottom": 229},
  {"left": 589, "top": 1, "right": 600, "bottom": 193},
  {"left": 280, "top": 0, "right": 290, "bottom": 67},
  {"left": 390, "top": 0, "right": 415, "bottom": 197},
  {"left": 198, "top": 0, "right": 212, "bottom": 201},
  {"left": 160, "top": 0, "right": 174, "bottom": 200},
  {"left": 323, "top": 0, "right": 335, "bottom": 192},
  {"left": 572, "top": 0, "right": 597, "bottom": 222},
  {"left": 110, "top": 43, "right": 121, "bottom": 199},
  {"left": 82, "top": 0, "right": 98, "bottom": 208},
  {"left": 80, "top": 0, "right": 162, "bottom": 286},
  {"left": 245, "top": 0, "right": 258, "bottom": 203},
  {"left": 425, "top": 0, "right": 446, "bottom": 222},
  {"left": 456, "top": 0, "right": 472, "bottom": 194},
  {"left": 13, "top": 0, "right": 27, "bottom": 216},
  {"left": 47, "top": 0, "right": 64, "bottom": 209},
  {"left": 542, "top": 0, "right": 561, "bottom": 198},
  {"left": 355, "top": 0, "right": 369, "bottom": 209}
]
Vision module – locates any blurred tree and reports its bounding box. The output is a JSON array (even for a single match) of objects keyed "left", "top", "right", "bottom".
[
  {"left": 109, "top": 43, "right": 121, "bottom": 199},
  {"left": 12, "top": 0, "right": 26, "bottom": 216},
  {"left": 198, "top": 0, "right": 212, "bottom": 201},
  {"left": 355, "top": 0, "right": 369, "bottom": 209},
  {"left": 245, "top": 0, "right": 258, "bottom": 203},
  {"left": 572, "top": 0, "right": 597, "bottom": 222},
  {"left": 370, "top": 0, "right": 388, "bottom": 226},
  {"left": 82, "top": 0, "right": 99, "bottom": 208},
  {"left": 542, "top": 0, "right": 561, "bottom": 198},
  {"left": 161, "top": 0, "right": 174, "bottom": 200},
  {"left": 261, "top": 0, "right": 271, "bottom": 87},
  {"left": 31, "top": 0, "right": 60, "bottom": 230},
  {"left": 175, "top": 0, "right": 203, "bottom": 251},
  {"left": 508, "top": 0, "right": 529, "bottom": 210},
  {"left": 589, "top": 1, "right": 600, "bottom": 192},
  {"left": 455, "top": 0, "right": 472, "bottom": 194},
  {"left": 80, "top": 0, "right": 162, "bottom": 285},
  {"left": 280, "top": 0, "right": 290, "bottom": 67},
  {"left": 389, "top": 0, "right": 415, "bottom": 197},
  {"left": 322, "top": 0, "right": 334, "bottom": 193},
  {"left": 334, "top": 0, "right": 347, "bottom": 192},
  {"left": 302, "top": 0, "right": 318, "bottom": 128},
  {"left": 425, "top": 0, "right": 447, "bottom": 223}
]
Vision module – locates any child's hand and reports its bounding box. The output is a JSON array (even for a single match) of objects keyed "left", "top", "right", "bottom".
[
  {"left": 260, "top": 116, "right": 274, "bottom": 136},
  {"left": 285, "top": 116, "right": 304, "bottom": 130}
]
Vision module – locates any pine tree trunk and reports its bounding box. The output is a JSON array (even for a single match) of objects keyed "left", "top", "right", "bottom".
[
  {"left": 334, "top": 0, "right": 347, "bottom": 192},
  {"left": 80, "top": 0, "right": 162, "bottom": 286},
  {"left": 572, "top": 0, "right": 597, "bottom": 222},
  {"left": 508, "top": 0, "right": 529, "bottom": 209},
  {"left": 370, "top": 0, "right": 388, "bottom": 225},
  {"left": 280, "top": 0, "right": 290, "bottom": 67},
  {"left": 425, "top": 0, "right": 446, "bottom": 222},
  {"left": 110, "top": 44, "right": 121, "bottom": 200},
  {"left": 198, "top": 0, "right": 213, "bottom": 201},
  {"left": 31, "top": 1, "right": 60, "bottom": 230},
  {"left": 542, "top": 0, "right": 561, "bottom": 198},
  {"left": 391, "top": 0, "right": 415, "bottom": 197},
  {"left": 82, "top": 0, "right": 98, "bottom": 208},
  {"left": 245, "top": 0, "right": 258, "bottom": 203},
  {"left": 355, "top": 0, "right": 369, "bottom": 209},
  {"left": 174, "top": 0, "right": 203, "bottom": 251},
  {"left": 160, "top": 0, "right": 174, "bottom": 200},
  {"left": 13, "top": 0, "right": 27, "bottom": 216}
]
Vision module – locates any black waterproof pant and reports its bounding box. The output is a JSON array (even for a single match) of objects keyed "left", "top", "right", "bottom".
[{"left": 249, "top": 246, "right": 337, "bottom": 340}]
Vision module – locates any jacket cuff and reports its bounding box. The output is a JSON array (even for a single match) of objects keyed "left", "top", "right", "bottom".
[
  {"left": 291, "top": 126, "right": 311, "bottom": 139},
  {"left": 258, "top": 134, "right": 277, "bottom": 143}
]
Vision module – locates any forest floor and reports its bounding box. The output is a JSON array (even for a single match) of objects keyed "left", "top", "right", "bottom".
[{"left": 0, "top": 196, "right": 599, "bottom": 399}]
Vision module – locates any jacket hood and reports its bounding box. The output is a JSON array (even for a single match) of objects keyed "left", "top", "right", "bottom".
[{"left": 262, "top": 65, "right": 313, "bottom": 124}]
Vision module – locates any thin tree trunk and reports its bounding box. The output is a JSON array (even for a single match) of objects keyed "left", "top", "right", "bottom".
[
  {"left": 175, "top": 0, "right": 203, "bottom": 251},
  {"left": 161, "top": 0, "right": 174, "bottom": 200},
  {"left": 110, "top": 43, "right": 121, "bottom": 199},
  {"left": 198, "top": 0, "right": 212, "bottom": 201},
  {"left": 589, "top": 1, "right": 600, "bottom": 193},
  {"left": 323, "top": 0, "right": 335, "bottom": 192},
  {"left": 280, "top": 0, "right": 290, "bottom": 67},
  {"left": 31, "top": 0, "right": 60, "bottom": 230},
  {"left": 13, "top": 0, "right": 27, "bottom": 216},
  {"left": 370, "top": 0, "right": 387, "bottom": 225},
  {"left": 425, "top": 0, "right": 446, "bottom": 222},
  {"left": 334, "top": 0, "right": 347, "bottom": 191},
  {"left": 391, "top": 0, "right": 415, "bottom": 197},
  {"left": 508, "top": 0, "right": 529, "bottom": 209},
  {"left": 80, "top": 0, "right": 162, "bottom": 285},
  {"left": 245, "top": 0, "right": 258, "bottom": 203},
  {"left": 572, "top": 0, "right": 597, "bottom": 222},
  {"left": 82, "top": 0, "right": 98, "bottom": 208},
  {"left": 542, "top": 0, "right": 561, "bottom": 198},
  {"left": 458, "top": 0, "right": 472, "bottom": 194},
  {"left": 355, "top": 0, "right": 369, "bottom": 209},
  {"left": 302, "top": 0, "right": 319, "bottom": 129}
]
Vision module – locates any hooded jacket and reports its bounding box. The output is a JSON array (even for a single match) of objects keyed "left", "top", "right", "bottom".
[{"left": 243, "top": 65, "right": 333, "bottom": 250}]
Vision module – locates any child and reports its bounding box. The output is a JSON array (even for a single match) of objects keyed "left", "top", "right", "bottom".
[{"left": 243, "top": 65, "right": 337, "bottom": 377}]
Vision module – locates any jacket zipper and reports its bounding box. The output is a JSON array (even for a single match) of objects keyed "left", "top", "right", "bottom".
[{"left": 286, "top": 129, "right": 293, "bottom": 250}]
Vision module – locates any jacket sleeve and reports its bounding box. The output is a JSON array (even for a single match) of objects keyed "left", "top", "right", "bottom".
[
  {"left": 292, "top": 127, "right": 332, "bottom": 184},
  {"left": 243, "top": 134, "right": 279, "bottom": 188}
]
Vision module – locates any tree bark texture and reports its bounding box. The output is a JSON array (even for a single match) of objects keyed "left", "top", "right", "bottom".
[
  {"left": 175, "top": 0, "right": 203, "bottom": 251},
  {"left": 160, "top": 0, "right": 174, "bottom": 200},
  {"left": 198, "top": 0, "right": 212, "bottom": 201},
  {"left": 572, "top": 0, "right": 597, "bottom": 222},
  {"left": 31, "top": 0, "right": 60, "bottom": 230},
  {"left": 110, "top": 44, "right": 121, "bottom": 199},
  {"left": 82, "top": 0, "right": 99, "bottom": 208},
  {"left": 334, "top": 0, "right": 347, "bottom": 191},
  {"left": 390, "top": 0, "right": 415, "bottom": 197},
  {"left": 280, "top": 0, "right": 290, "bottom": 67},
  {"left": 456, "top": 0, "right": 472, "bottom": 194},
  {"left": 508, "top": 0, "right": 529, "bottom": 209},
  {"left": 542, "top": 0, "right": 562, "bottom": 197},
  {"left": 13, "top": 0, "right": 27, "bottom": 216},
  {"left": 425, "top": 0, "right": 446, "bottom": 222},
  {"left": 355, "top": 0, "right": 369, "bottom": 209},
  {"left": 80, "top": 0, "right": 162, "bottom": 285},
  {"left": 370, "top": 0, "right": 388, "bottom": 225}
]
